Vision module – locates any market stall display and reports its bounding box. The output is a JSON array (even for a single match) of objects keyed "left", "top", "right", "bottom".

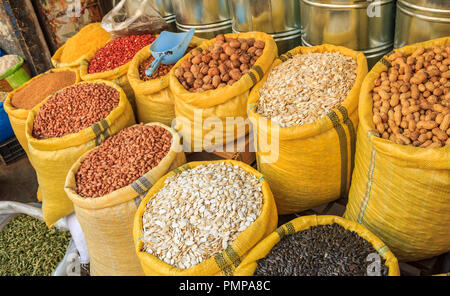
[
  {"left": 3, "top": 68, "right": 79, "bottom": 157},
  {"left": 234, "top": 215, "right": 400, "bottom": 276},
  {"left": 65, "top": 123, "right": 185, "bottom": 276},
  {"left": 26, "top": 80, "right": 135, "bottom": 227},
  {"left": 248, "top": 44, "right": 367, "bottom": 215},
  {"left": 133, "top": 160, "right": 277, "bottom": 276},
  {"left": 229, "top": 0, "right": 301, "bottom": 54},
  {"left": 300, "top": 0, "right": 396, "bottom": 68},
  {"left": 128, "top": 36, "right": 203, "bottom": 126},
  {"left": 344, "top": 37, "right": 450, "bottom": 262},
  {"left": 170, "top": 32, "right": 277, "bottom": 151}
]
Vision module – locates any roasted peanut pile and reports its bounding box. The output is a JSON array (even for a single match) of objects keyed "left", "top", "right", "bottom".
[
  {"left": 75, "top": 124, "right": 172, "bottom": 198},
  {"left": 257, "top": 52, "right": 357, "bottom": 127},
  {"left": 174, "top": 34, "right": 265, "bottom": 92},
  {"left": 372, "top": 45, "right": 450, "bottom": 148},
  {"left": 142, "top": 162, "right": 263, "bottom": 269},
  {"left": 32, "top": 83, "right": 119, "bottom": 139}
]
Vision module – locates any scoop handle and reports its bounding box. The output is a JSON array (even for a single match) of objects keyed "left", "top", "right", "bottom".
[{"left": 145, "top": 55, "right": 163, "bottom": 77}]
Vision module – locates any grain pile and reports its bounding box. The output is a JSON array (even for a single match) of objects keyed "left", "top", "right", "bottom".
[
  {"left": 142, "top": 162, "right": 263, "bottom": 269},
  {"left": 256, "top": 52, "right": 357, "bottom": 127},
  {"left": 75, "top": 124, "right": 172, "bottom": 198},
  {"left": 254, "top": 224, "right": 388, "bottom": 276},
  {"left": 32, "top": 83, "right": 119, "bottom": 139}
]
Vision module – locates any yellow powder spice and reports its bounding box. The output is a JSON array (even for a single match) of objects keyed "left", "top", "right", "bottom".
[{"left": 60, "top": 23, "right": 111, "bottom": 64}]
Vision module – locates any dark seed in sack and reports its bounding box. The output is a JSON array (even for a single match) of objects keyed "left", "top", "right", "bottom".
[
  {"left": 138, "top": 46, "right": 195, "bottom": 81},
  {"left": 75, "top": 124, "right": 172, "bottom": 198},
  {"left": 88, "top": 34, "right": 157, "bottom": 74},
  {"left": 254, "top": 224, "right": 389, "bottom": 276},
  {"left": 0, "top": 214, "right": 71, "bottom": 276},
  {"left": 32, "top": 83, "right": 120, "bottom": 139}
]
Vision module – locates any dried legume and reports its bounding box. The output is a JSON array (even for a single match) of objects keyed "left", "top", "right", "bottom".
[
  {"left": 254, "top": 224, "right": 388, "bottom": 276},
  {"left": 142, "top": 162, "right": 263, "bottom": 269},
  {"left": 88, "top": 34, "right": 156, "bottom": 74},
  {"left": 139, "top": 46, "right": 195, "bottom": 81},
  {"left": 32, "top": 83, "right": 119, "bottom": 139},
  {"left": 10, "top": 71, "right": 76, "bottom": 109},
  {"left": 371, "top": 45, "right": 450, "bottom": 147},
  {"left": 0, "top": 214, "right": 71, "bottom": 276},
  {"left": 75, "top": 124, "right": 172, "bottom": 198},
  {"left": 257, "top": 52, "right": 357, "bottom": 127},
  {"left": 174, "top": 35, "right": 265, "bottom": 92}
]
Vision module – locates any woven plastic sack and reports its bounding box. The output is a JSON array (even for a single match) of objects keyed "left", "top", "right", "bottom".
[
  {"left": 127, "top": 36, "right": 205, "bottom": 126},
  {"left": 65, "top": 123, "right": 186, "bottom": 276},
  {"left": 344, "top": 37, "right": 450, "bottom": 262},
  {"left": 79, "top": 35, "right": 156, "bottom": 113},
  {"left": 51, "top": 23, "right": 111, "bottom": 72},
  {"left": 169, "top": 32, "right": 278, "bottom": 151},
  {"left": 133, "top": 160, "right": 278, "bottom": 276},
  {"left": 3, "top": 67, "right": 80, "bottom": 158},
  {"left": 234, "top": 215, "right": 400, "bottom": 276},
  {"left": 247, "top": 44, "right": 368, "bottom": 215},
  {"left": 26, "top": 80, "right": 136, "bottom": 227}
]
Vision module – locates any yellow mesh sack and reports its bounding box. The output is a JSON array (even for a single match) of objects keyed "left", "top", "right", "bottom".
[
  {"left": 26, "top": 80, "right": 136, "bottom": 227},
  {"left": 3, "top": 67, "right": 80, "bottom": 158},
  {"left": 247, "top": 44, "right": 368, "bottom": 215},
  {"left": 51, "top": 23, "right": 111, "bottom": 73},
  {"left": 235, "top": 215, "right": 400, "bottom": 276},
  {"left": 133, "top": 160, "right": 278, "bottom": 276},
  {"left": 169, "top": 32, "right": 278, "bottom": 151},
  {"left": 127, "top": 36, "right": 205, "bottom": 126},
  {"left": 65, "top": 123, "right": 186, "bottom": 276},
  {"left": 344, "top": 37, "right": 450, "bottom": 262}
]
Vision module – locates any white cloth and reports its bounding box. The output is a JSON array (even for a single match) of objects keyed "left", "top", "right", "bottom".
[{"left": 65, "top": 213, "right": 90, "bottom": 264}]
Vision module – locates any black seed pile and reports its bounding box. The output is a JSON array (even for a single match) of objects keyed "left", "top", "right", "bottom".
[{"left": 254, "top": 224, "right": 389, "bottom": 276}]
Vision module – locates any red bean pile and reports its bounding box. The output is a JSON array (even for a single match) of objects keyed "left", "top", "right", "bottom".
[
  {"left": 75, "top": 124, "right": 172, "bottom": 198},
  {"left": 32, "top": 83, "right": 120, "bottom": 139},
  {"left": 88, "top": 34, "right": 156, "bottom": 74}
]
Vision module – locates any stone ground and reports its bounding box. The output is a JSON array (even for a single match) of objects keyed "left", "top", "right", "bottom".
[{"left": 0, "top": 151, "right": 449, "bottom": 276}]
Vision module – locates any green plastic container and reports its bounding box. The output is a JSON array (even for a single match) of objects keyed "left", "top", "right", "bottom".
[{"left": 0, "top": 56, "right": 30, "bottom": 89}]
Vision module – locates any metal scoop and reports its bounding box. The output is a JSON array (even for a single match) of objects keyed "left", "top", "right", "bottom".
[{"left": 145, "top": 28, "right": 195, "bottom": 77}]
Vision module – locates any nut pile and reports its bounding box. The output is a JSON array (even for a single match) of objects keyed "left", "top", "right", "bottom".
[
  {"left": 174, "top": 34, "right": 265, "bottom": 92},
  {"left": 142, "top": 162, "right": 263, "bottom": 269},
  {"left": 0, "top": 214, "right": 71, "bottom": 276},
  {"left": 254, "top": 224, "right": 388, "bottom": 276},
  {"left": 257, "top": 52, "right": 357, "bottom": 127},
  {"left": 32, "top": 83, "right": 119, "bottom": 139},
  {"left": 372, "top": 45, "right": 450, "bottom": 147},
  {"left": 139, "top": 46, "right": 195, "bottom": 81},
  {"left": 88, "top": 34, "right": 156, "bottom": 73},
  {"left": 75, "top": 124, "right": 172, "bottom": 198},
  {"left": 11, "top": 71, "right": 76, "bottom": 109}
]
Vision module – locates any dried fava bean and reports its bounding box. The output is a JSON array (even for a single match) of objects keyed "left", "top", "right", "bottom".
[
  {"left": 174, "top": 35, "right": 265, "bottom": 92},
  {"left": 141, "top": 162, "right": 263, "bottom": 269},
  {"left": 371, "top": 44, "right": 450, "bottom": 147},
  {"left": 254, "top": 224, "right": 389, "bottom": 276},
  {"left": 32, "top": 83, "right": 120, "bottom": 139},
  {"left": 75, "top": 124, "right": 172, "bottom": 198},
  {"left": 0, "top": 214, "right": 71, "bottom": 276},
  {"left": 88, "top": 34, "right": 156, "bottom": 73},
  {"left": 256, "top": 52, "right": 357, "bottom": 127}
]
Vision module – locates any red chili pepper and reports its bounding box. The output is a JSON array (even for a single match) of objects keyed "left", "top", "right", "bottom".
[{"left": 88, "top": 34, "right": 156, "bottom": 74}]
